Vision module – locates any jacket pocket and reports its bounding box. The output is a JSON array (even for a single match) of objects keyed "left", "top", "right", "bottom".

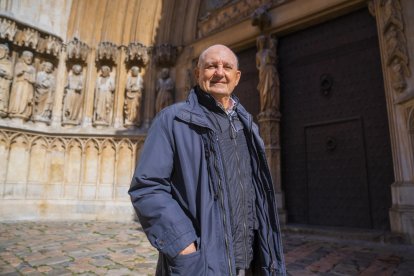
[{"left": 168, "top": 248, "right": 205, "bottom": 276}]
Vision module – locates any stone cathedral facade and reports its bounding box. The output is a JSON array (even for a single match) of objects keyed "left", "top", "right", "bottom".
[{"left": 0, "top": 0, "right": 414, "bottom": 243}]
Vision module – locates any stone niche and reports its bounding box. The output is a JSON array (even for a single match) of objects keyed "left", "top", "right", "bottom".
[{"left": 0, "top": 14, "right": 147, "bottom": 221}]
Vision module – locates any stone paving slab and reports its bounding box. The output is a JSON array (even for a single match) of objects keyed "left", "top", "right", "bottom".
[{"left": 0, "top": 221, "right": 413, "bottom": 275}]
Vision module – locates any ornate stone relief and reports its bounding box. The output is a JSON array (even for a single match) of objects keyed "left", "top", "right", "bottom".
[
  {"left": 37, "top": 35, "right": 62, "bottom": 57},
  {"left": 251, "top": 4, "right": 272, "bottom": 32},
  {"left": 126, "top": 42, "right": 149, "bottom": 67},
  {"left": 0, "top": 17, "right": 17, "bottom": 41},
  {"left": 67, "top": 38, "right": 89, "bottom": 61},
  {"left": 96, "top": 41, "right": 118, "bottom": 64},
  {"left": 155, "top": 68, "right": 174, "bottom": 114},
  {"left": 124, "top": 66, "right": 144, "bottom": 127},
  {"left": 197, "top": 0, "right": 287, "bottom": 38},
  {"left": 0, "top": 43, "right": 13, "bottom": 117},
  {"left": 93, "top": 65, "right": 115, "bottom": 127},
  {"left": 33, "top": 61, "right": 55, "bottom": 123},
  {"left": 8, "top": 51, "right": 36, "bottom": 120},
  {"left": 256, "top": 35, "right": 280, "bottom": 116},
  {"left": 14, "top": 27, "right": 39, "bottom": 49},
  {"left": 0, "top": 128, "right": 144, "bottom": 200},
  {"left": 62, "top": 64, "right": 84, "bottom": 126},
  {"left": 380, "top": 0, "right": 411, "bottom": 94},
  {"left": 154, "top": 44, "right": 178, "bottom": 67}
]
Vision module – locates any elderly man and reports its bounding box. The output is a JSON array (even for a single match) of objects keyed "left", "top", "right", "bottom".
[{"left": 129, "top": 45, "right": 285, "bottom": 276}]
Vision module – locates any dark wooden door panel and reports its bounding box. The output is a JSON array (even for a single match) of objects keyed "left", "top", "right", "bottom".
[
  {"left": 305, "top": 118, "right": 371, "bottom": 228},
  {"left": 279, "top": 8, "right": 394, "bottom": 229}
]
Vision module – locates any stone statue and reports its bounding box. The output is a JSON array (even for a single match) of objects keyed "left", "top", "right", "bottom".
[
  {"left": 124, "top": 66, "right": 143, "bottom": 127},
  {"left": 155, "top": 68, "right": 174, "bottom": 113},
  {"left": 256, "top": 35, "right": 279, "bottom": 113},
  {"left": 93, "top": 65, "right": 115, "bottom": 126},
  {"left": 8, "top": 50, "right": 36, "bottom": 120},
  {"left": 63, "top": 64, "right": 84, "bottom": 124},
  {"left": 0, "top": 44, "right": 13, "bottom": 117},
  {"left": 33, "top": 61, "right": 55, "bottom": 122}
]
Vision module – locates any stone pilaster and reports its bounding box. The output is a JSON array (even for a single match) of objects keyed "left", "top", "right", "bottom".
[
  {"left": 81, "top": 49, "right": 96, "bottom": 128},
  {"left": 258, "top": 111, "right": 286, "bottom": 224},
  {"left": 370, "top": 0, "right": 414, "bottom": 242},
  {"left": 113, "top": 47, "right": 127, "bottom": 128},
  {"left": 51, "top": 46, "right": 67, "bottom": 127}
]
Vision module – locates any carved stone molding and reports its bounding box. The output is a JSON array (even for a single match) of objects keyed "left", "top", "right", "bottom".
[
  {"left": 0, "top": 128, "right": 144, "bottom": 201},
  {"left": 14, "top": 27, "right": 39, "bottom": 49},
  {"left": 67, "top": 38, "right": 89, "bottom": 62},
  {"left": 257, "top": 111, "right": 281, "bottom": 147},
  {"left": 126, "top": 42, "right": 149, "bottom": 67},
  {"left": 154, "top": 44, "right": 179, "bottom": 67},
  {"left": 0, "top": 17, "right": 17, "bottom": 41},
  {"left": 96, "top": 41, "right": 118, "bottom": 64},
  {"left": 380, "top": 0, "right": 411, "bottom": 94},
  {"left": 37, "top": 35, "right": 62, "bottom": 57},
  {"left": 197, "top": 0, "right": 287, "bottom": 38}
]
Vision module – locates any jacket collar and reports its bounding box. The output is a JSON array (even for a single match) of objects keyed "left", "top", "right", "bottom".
[{"left": 177, "top": 86, "right": 252, "bottom": 130}]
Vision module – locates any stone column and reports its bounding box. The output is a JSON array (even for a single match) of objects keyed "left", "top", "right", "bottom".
[
  {"left": 370, "top": 0, "right": 414, "bottom": 242},
  {"left": 113, "top": 47, "right": 127, "bottom": 128},
  {"left": 81, "top": 49, "right": 96, "bottom": 128},
  {"left": 256, "top": 34, "right": 286, "bottom": 224},
  {"left": 51, "top": 46, "right": 67, "bottom": 127}
]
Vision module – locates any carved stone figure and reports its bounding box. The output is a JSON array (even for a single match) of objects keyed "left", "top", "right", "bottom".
[
  {"left": 63, "top": 64, "right": 84, "bottom": 125},
  {"left": 8, "top": 50, "right": 36, "bottom": 120},
  {"left": 93, "top": 65, "right": 115, "bottom": 126},
  {"left": 0, "top": 44, "right": 13, "bottom": 117},
  {"left": 155, "top": 68, "right": 174, "bottom": 113},
  {"left": 124, "top": 66, "right": 143, "bottom": 127},
  {"left": 33, "top": 61, "right": 55, "bottom": 122},
  {"left": 256, "top": 35, "right": 279, "bottom": 113}
]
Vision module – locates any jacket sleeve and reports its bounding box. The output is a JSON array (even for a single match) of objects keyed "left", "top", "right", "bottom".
[{"left": 129, "top": 112, "right": 197, "bottom": 258}]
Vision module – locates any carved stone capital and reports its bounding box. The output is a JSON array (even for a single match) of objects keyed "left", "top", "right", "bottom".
[
  {"left": 154, "top": 44, "right": 179, "bottom": 67},
  {"left": 251, "top": 4, "right": 272, "bottom": 32},
  {"left": 380, "top": 0, "right": 411, "bottom": 94},
  {"left": 67, "top": 38, "right": 90, "bottom": 62},
  {"left": 96, "top": 41, "right": 118, "bottom": 64},
  {"left": 14, "top": 27, "right": 39, "bottom": 49},
  {"left": 37, "top": 35, "right": 62, "bottom": 57},
  {"left": 0, "top": 17, "right": 17, "bottom": 41},
  {"left": 126, "top": 42, "right": 149, "bottom": 67}
]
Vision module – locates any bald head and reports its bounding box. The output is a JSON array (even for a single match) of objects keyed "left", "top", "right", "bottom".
[
  {"left": 197, "top": 44, "right": 239, "bottom": 69},
  {"left": 195, "top": 44, "right": 241, "bottom": 105}
]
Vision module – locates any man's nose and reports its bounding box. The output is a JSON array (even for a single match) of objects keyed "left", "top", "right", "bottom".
[{"left": 214, "top": 65, "right": 224, "bottom": 77}]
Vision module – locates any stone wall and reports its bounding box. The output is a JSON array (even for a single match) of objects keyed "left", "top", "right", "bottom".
[
  {"left": 0, "top": 128, "right": 144, "bottom": 220},
  {"left": 0, "top": 11, "right": 150, "bottom": 220}
]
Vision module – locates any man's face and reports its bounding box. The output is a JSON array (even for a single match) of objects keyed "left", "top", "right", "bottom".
[{"left": 195, "top": 45, "right": 241, "bottom": 98}]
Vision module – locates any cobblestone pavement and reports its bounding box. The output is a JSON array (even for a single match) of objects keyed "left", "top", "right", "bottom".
[{"left": 0, "top": 221, "right": 413, "bottom": 275}]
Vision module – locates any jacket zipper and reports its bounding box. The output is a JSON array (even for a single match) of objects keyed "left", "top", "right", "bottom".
[
  {"left": 229, "top": 115, "right": 249, "bottom": 268},
  {"left": 212, "top": 133, "right": 234, "bottom": 276}
]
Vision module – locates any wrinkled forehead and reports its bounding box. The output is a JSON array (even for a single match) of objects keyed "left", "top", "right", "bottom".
[{"left": 199, "top": 46, "right": 238, "bottom": 67}]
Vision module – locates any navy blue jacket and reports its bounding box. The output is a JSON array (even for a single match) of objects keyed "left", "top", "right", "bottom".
[{"left": 129, "top": 88, "right": 286, "bottom": 276}]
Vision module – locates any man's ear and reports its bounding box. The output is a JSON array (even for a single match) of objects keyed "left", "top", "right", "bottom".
[
  {"left": 194, "top": 67, "right": 199, "bottom": 80},
  {"left": 235, "top": 70, "right": 241, "bottom": 86}
]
